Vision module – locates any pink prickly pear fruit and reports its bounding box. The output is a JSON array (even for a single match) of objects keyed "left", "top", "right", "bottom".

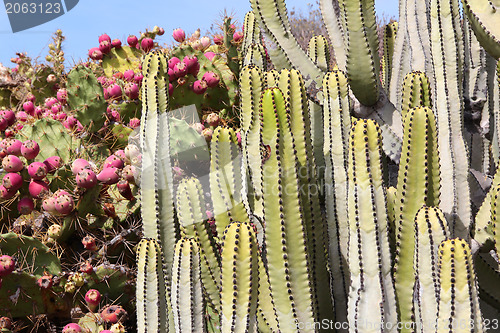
[
  {"left": 23, "top": 101, "right": 35, "bottom": 115},
  {"left": 204, "top": 51, "right": 216, "bottom": 61},
  {"left": 123, "top": 69, "right": 135, "bottom": 82},
  {"left": 97, "top": 167, "right": 120, "bottom": 185},
  {"left": 17, "top": 197, "right": 34, "bottom": 215},
  {"left": 82, "top": 235, "right": 97, "bottom": 251},
  {"left": 2, "top": 154, "right": 24, "bottom": 172},
  {"left": 111, "top": 39, "right": 122, "bottom": 48},
  {"left": 0, "top": 255, "right": 15, "bottom": 277},
  {"left": 33, "top": 106, "right": 43, "bottom": 118},
  {"left": 0, "top": 109, "right": 16, "bottom": 126},
  {"left": 76, "top": 169, "right": 97, "bottom": 189},
  {"left": 128, "top": 117, "right": 140, "bottom": 129},
  {"left": 101, "top": 305, "right": 127, "bottom": 324},
  {"left": 173, "top": 62, "right": 188, "bottom": 78},
  {"left": 0, "top": 185, "right": 16, "bottom": 200},
  {"left": 191, "top": 122, "right": 205, "bottom": 134},
  {"left": 4, "top": 139, "right": 22, "bottom": 156},
  {"left": 80, "top": 261, "right": 93, "bottom": 274},
  {"left": 71, "top": 158, "right": 90, "bottom": 175},
  {"left": 29, "top": 180, "right": 49, "bottom": 198},
  {"left": 134, "top": 73, "right": 144, "bottom": 85},
  {"left": 62, "top": 323, "right": 82, "bottom": 333},
  {"left": 183, "top": 55, "right": 200, "bottom": 76},
  {"left": 57, "top": 88, "right": 68, "bottom": 104},
  {"left": 104, "top": 155, "right": 124, "bottom": 169},
  {"left": 89, "top": 47, "right": 103, "bottom": 61},
  {"left": 114, "top": 149, "right": 126, "bottom": 161},
  {"left": 28, "top": 161, "right": 48, "bottom": 180},
  {"left": 172, "top": 28, "right": 186, "bottom": 42},
  {"left": 124, "top": 83, "right": 139, "bottom": 99},
  {"left": 0, "top": 116, "right": 8, "bottom": 131},
  {"left": 16, "top": 111, "right": 28, "bottom": 122},
  {"left": 42, "top": 196, "right": 57, "bottom": 213},
  {"left": 213, "top": 34, "right": 223, "bottom": 45},
  {"left": 98, "top": 33, "right": 111, "bottom": 44},
  {"left": 168, "top": 56, "right": 181, "bottom": 70},
  {"left": 122, "top": 165, "right": 136, "bottom": 184},
  {"left": 157, "top": 27, "right": 165, "bottom": 36},
  {"left": 85, "top": 289, "right": 101, "bottom": 311},
  {"left": 107, "top": 84, "right": 122, "bottom": 99},
  {"left": 233, "top": 31, "right": 244, "bottom": 42},
  {"left": 45, "top": 97, "right": 58, "bottom": 108},
  {"left": 168, "top": 83, "right": 174, "bottom": 96},
  {"left": 56, "top": 112, "right": 67, "bottom": 121},
  {"left": 99, "top": 40, "right": 112, "bottom": 54},
  {"left": 63, "top": 115, "right": 78, "bottom": 130},
  {"left": 2, "top": 172, "right": 23, "bottom": 192},
  {"left": 54, "top": 189, "right": 70, "bottom": 198},
  {"left": 44, "top": 156, "right": 62, "bottom": 173},
  {"left": 116, "top": 180, "right": 134, "bottom": 200},
  {"left": 140, "top": 38, "right": 154, "bottom": 53},
  {"left": 127, "top": 35, "right": 138, "bottom": 47},
  {"left": 51, "top": 103, "right": 62, "bottom": 114},
  {"left": 55, "top": 194, "right": 74, "bottom": 215},
  {"left": 205, "top": 112, "right": 220, "bottom": 127},
  {"left": 167, "top": 67, "right": 176, "bottom": 82},
  {"left": 202, "top": 128, "right": 213, "bottom": 142},
  {"left": 200, "top": 36, "right": 211, "bottom": 49},
  {"left": 192, "top": 80, "right": 208, "bottom": 95},
  {"left": 26, "top": 93, "right": 36, "bottom": 103},
  {"left": 236, "top": 130, "right": 242, "bottom": 146},
  {"left": 21, "top": 140, "right": 40, "bottom": 159},
  {"left": 109, "top": 110, "right": 120, "bottom": 122},
  {"left": 46, "top": 74, "right": 57, "bottom": 83},
  {"left": 202, "top": 71, "right": 220, "bottom": 88}
]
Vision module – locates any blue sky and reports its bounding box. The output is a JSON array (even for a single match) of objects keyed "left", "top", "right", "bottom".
[{"left": 0, "top": 0, "right": 398, "bottom": 68}]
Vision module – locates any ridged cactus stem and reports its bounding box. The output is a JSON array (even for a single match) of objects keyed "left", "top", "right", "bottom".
[
  {"left": 139, "top": 52, "right": 178, "bottom": 280},
  {"left": 490, "top": 184, "right": 500, "bottom": 261},
  {"left": 382, "top": 22, "right": 398, "bottom": 91},
  {"left": 430, "top": 0, "right": 471, "bottom": 237},
  {"left": 210, "top": 127, "right": 249, "bottom": 237},
  {"left": 436, "top": 239, "right": 484, "bottom": 332},
  {"left": 176, "top": 177, "right": 221, "bottom": 311},
  {"left": 412, "top": 206, "right": 449, "bottom": 333},
  {"left": 260, "top": 87, "right": 316, "bottom": 331},
  {"left": 136, "top": 239, "right": 174, "bottom": 332},
  {"left": 400, "top": 71, "right": 432, "bottom": 120},
  {"left": 347, "top": 119, "right": 398, "bottom": 332},
  {"left": 307, "top": 35, "right": 330, "bottom": 72},
  {"left": 220, "top": 222, "right": 259, "bottom": 333},
  {"left": 394, "top": 106, "right": 440, "bottom": 332},
  {"left": 322, "top": 69, "right": 351, "bottom": 329},
  {"left": 171, "top": 238, "right": 206, "bottom": 333}
]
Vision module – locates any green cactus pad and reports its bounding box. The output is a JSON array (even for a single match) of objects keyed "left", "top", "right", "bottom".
[
  {"left": 67, "top": 65, "right": 107, "bottom": 131},
  {"left": 102, "top": 46, "right": 142, "bottom": 77}
]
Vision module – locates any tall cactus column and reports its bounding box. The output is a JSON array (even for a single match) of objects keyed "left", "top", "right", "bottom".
[{"left": 346, "top": 119, "right": 397, "bottom": 332}]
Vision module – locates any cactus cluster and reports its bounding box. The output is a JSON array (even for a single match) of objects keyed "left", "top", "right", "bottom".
[{"left": 3, "top": 0, "right": 500, "bottom": 332}]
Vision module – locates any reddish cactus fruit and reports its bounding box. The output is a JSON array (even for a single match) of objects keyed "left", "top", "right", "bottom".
[
  {"left": 202, "top": 128, "right": 213, "bottom": 142},
  {"left": 21, "top": 140, "right": 40, "bottom": 159},
  {"left": 213, "top": 34, "right": 223, "bottom": 45},
  {"left": 116, "top": 180, "right": 134, "bottom": 200},
  {"left": 128, "top": 117, "right": 140, "bottom": 129},
  {"left": 0, "top": 255, "right": 15, "bottom": 277},
  {"left": 29, "top": 180, "right": 49, "bottom": 198},
  {"left": 37, "top": 275, "right": 53, "bottom": 289},
  {"left": 0, "top": 185, "right": 15, "bottom": 200},
  {"left": 2, "top": 172, "right": 23, "bottom": 192},
  {"left": 192, "top": 79, "right": 208, "bottom": 94},
  {"left": 127, "top": 35, "right": 138, "bottom": 47},
  {"left": 168, "top": 56, "right": 181, "bottom": 70},
  {"left": 42, "top": 196, "right": 57, "bottom": 213},
  {"left": 124, "top": 83, "right": 139, "bottom": 99},
  {"left": 80, "top": 261, "right": 93, "bottom": 274},
  {"left": 98, "top": 33, "right": 111, "bottom": 44},
  {"left": 57, "top": 88, "right": 68, "bottom": 104},
  {"left": 111, "top": 39, "right": 122, "bottom": 48},
  {"left": 4, "top": 139, "right": 22, "bottom": 156},
  {"left": 82, "top": 236, "right": 97, "bottom": 251},
  {"left": 123, "top": 69, "right": 135, "bottom": 82},
  {"left": 17, "top": 197, "right": 34, "bottom": 215},
  {"left": 107, "top": 84, "right": 122, "bottom": 99},
  {"left": 89, "top": 47, "right": 103, "bottom": 61},
  {"left": 76, "top": 169, "right": 97, "bottom": 189},
  {"left": 0, "top": 109, "right": 16, "bottom": 125},
  {"left": 172, "top": 28, "right": 186, "bottom": 42},
  {"left": 62, "top": 323, "right": 83, "bottom": 333},
  {"left": 2, "top": 154, "right": 24, "bottom": 172},
  {"left": 104, "top": 155, "right": 124, "bottom": 169},
  {"left": 85, "top": 289, "right": 101, "bottom": 311},
  {"left": 0, "top": 317, "right": 12, "bottom": 329},
  {"left": 97, "top": 167, "right": 120, "bottom": 185},
  {"left": 99, "top": 40, "right": 112, "bottom": 54},
  {"left": 168, "top": 83, "right": 174, "bottom": 96},
  {"left": 122, "top": 165, "right": 136, "bottom": 183},
  {"left": 27, "top": 161, "right": 48, "bottom": 180},
  {"left": 202, "top": 71, "right": 220, "bottom": 88},
  {"left": 23, "top": 101, "right": 35, "bottom": 115},
  {"left": 100, "top": 305, "right": 127, "bottom": 324},
  {"left": 55, "top": 194, "right": 74, "bottom": 215},
  {"left": 233, "top": 31, "right": 243, "bottom": 42},
  {"left": 71, "top": 158, "right": 90, "bottom": 175},
  {"left": 140, "top": 38, "right": 154, "bottom": 53},
  {"left": 44, "top": 156, "right": 62, "bottom": 173},
  {"left": 205, "top": 112, "right": 220, "bottom": 127}
]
